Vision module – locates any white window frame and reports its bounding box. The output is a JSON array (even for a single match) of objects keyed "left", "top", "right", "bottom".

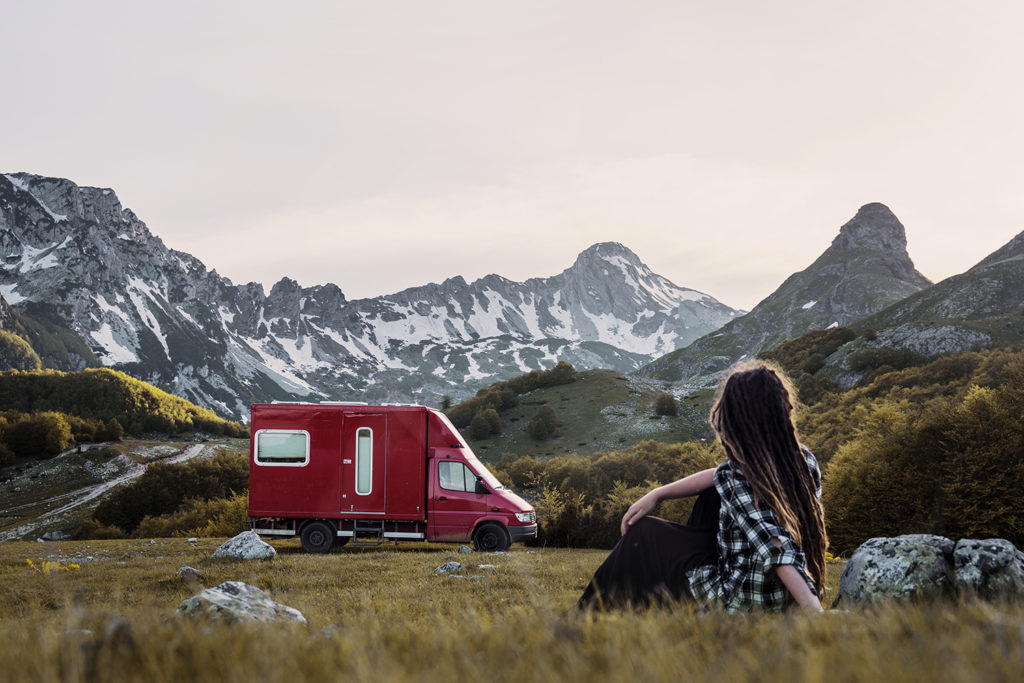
[
  {"left": 254, "top": 429, "right": 310, "bottom": 467},
  {"left": 355, "top": 427, "right": 373, "bottom": 495}
]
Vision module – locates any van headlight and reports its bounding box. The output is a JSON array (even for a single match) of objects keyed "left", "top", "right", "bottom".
[{"left": 515, "top": 511, "right": 536, "bottom": 523}]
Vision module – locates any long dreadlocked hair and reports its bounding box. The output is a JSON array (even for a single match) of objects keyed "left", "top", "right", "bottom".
[{"left": 709, "top": 361, "right": 828, "bottom": 598}]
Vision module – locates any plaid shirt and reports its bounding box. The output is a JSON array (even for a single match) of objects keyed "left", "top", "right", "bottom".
[{"left": 687, "top": 446, "right": 821, "bottom": 612}]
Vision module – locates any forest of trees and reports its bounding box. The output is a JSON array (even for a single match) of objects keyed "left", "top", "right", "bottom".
[{"left": 0, "top": 368, "right": 247, "bottom": 464}]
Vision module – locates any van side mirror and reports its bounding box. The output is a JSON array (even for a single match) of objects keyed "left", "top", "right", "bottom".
[{"left": 474, "top": 477, "right": 489, "bottom": 495}]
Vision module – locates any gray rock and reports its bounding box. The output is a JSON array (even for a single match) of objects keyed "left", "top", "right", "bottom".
[
  {"left": 177, "top": 581, "right": 306, "bottom": 624},
  {"left": 212, "top": 531, "right": 276, "bottom": 560},
  {"left": 836, "top": 534, "right": 956, "bottom": 606},
  {"left": 177, "top": 566, "right": 206, "bottom": 587},
  {"left": 953, "top": 539, "right": 1024, "bottom": 600},
  {"left": 39, "top": 531, "right": 71, "bottom": 542},
  {"left": 458, "top": 545, "right": 474, "bottom": 554},
  {"left": 187, "top": 537, "right": 198, "bottom": 544},
  {"left": 434, "top": 561, "right": 463, "bottom": 574}
]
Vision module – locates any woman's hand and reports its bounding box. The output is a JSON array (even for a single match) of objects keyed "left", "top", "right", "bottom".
[{"left": 620, "top": 490, "right": 660, "bottom": 536}]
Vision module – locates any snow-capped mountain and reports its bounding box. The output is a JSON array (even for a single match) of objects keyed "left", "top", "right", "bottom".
[{"left": 0, "top": 172, "right": 739, "bottom": 420}]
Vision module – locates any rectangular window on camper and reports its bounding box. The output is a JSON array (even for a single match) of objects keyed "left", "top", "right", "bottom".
[
  {"left": 255, "top": 430, "right": 310, "bottom": 466},
  {"left": 355, "top": 427, "right": 372, "bottom": 495}
]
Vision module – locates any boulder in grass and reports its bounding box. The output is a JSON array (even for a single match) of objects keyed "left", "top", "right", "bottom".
[
  {"left": 177, "top": 581, "right": 306, "bottom": 624},
  {"left": 212, "top": 530, "right": 276, "bottom": 560},
  {"left": 835, "top": 534, "right": 956, "bottom": 606},
  {"left": 434, "top": 561, "right": 463, "bottom": 574},
  {"left": 954, "top": 539, "right": 1024, "bottom": 600}
]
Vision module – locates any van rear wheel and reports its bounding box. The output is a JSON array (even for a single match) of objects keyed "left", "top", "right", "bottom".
[
  {"left": 473, "top": 523, "right": 510, "bottom": 552},
  {"left": 301, "top": 521, "right": 336, "bottom": 553}
]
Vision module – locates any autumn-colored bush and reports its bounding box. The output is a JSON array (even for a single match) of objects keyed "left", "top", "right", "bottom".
[{"left": 92, "top": 453, "right": 248, "bottom": 534}]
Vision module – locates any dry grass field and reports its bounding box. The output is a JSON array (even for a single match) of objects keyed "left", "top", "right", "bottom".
[{"left": 2, "top": 538, "right": 1022, "bottom": 682}]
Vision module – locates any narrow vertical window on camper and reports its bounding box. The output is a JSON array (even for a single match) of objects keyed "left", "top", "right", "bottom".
[
  {"left": 255, "top": 430, "right": 310, "bottom": 466},
  {"left": 355, "top": 427, "right": 372, "bottom": 494}
]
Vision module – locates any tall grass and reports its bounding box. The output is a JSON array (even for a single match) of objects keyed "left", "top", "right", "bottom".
[{"left": 1, "top": 539, "right": 1021, "bottom": 682}]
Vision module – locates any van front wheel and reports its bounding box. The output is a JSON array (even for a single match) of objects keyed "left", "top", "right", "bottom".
[
  {"left": 301, "top": 521, "right": 336, "bottom": 553},
  {"left": 473, "top": 523, "right": 510, "bottom": 552}
]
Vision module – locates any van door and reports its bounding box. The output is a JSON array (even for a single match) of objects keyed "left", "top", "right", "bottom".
[
  {"left": 427, "top": 455, "right": 488, "bottom": 541},
  {"left": 341, "top": 413, "right": 387, "bottom": 515}
]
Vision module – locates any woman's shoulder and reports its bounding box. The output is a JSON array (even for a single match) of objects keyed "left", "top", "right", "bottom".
[{"left": 799, "top": 444, "right": 822, "bottom": 487}]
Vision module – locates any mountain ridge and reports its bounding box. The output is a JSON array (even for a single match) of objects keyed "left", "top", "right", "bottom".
[{"left": 1, "top": 172, "right": 740, "bottom": 420}]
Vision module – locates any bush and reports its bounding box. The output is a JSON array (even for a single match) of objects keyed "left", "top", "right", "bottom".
[
  {"left": 134, "top": 492, "right": 249, "bottom": 538},
  {"left": 446, "top": 362, "right": 577, "bottom": 427},
  {"left": 73, "top": 519, "right": 128, "bottom": 540},
  {"left": 508, "top": 439, "right": 722, "bottom": 548},
  {"left": 0, "top": 442, "right": 13, "bottom": 467},
  {"left": 653, "top": 393, "right": 678, "bottom": 417},
  {"left": 0, "top": 330, "right": 42, "bottom": 371},
  {"left": 527, "top": 405, "right": 559, "bottom": 441},
  {"left": 823, "top": 380, "right": 1024, "bottom": 555},
  {"left": 2, "top": 412, "right": 73, "bottom": 456},
  {"left": 92, "top": 453, "right": 248, "bottom": 533}
]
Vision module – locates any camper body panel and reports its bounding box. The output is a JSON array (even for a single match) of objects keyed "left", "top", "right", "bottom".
[{"left": 248, "top": 403, "right": 537, "bottom": 551}]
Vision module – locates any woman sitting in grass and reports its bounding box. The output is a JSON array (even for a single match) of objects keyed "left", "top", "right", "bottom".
[{"left": 578, "top": 361, "right": 827, "bottom": 612}]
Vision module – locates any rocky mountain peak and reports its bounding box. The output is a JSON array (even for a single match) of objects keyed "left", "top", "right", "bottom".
[
  {"left": 829, "top": 202, "right": 907, "bottom": 253},
  {"left": 572, "top": 242, "right": 644, "bottom": 268}
]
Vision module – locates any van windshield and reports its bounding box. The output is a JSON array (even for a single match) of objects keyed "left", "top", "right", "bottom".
[
  {"left": 434, "top": 412, "right": 504, "bottom": 490},
  {"left": 462, "top": 450, "right": 504, "bottom": 490}
]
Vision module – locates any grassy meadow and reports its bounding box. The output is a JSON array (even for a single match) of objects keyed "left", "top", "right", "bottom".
[{"left": 2, "top": 538, "right": 1022, "bottom": 682}]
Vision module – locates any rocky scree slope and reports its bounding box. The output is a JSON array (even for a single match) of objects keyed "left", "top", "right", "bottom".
[
  {"left": 0, "top": 173, "right": 739, "bottom": 420},
  {"left": 640, "top": 203, "right": 932, "bottom": 390}
]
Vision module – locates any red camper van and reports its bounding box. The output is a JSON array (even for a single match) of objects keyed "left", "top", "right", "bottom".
[{"left": 247, "top": 402, "right": 538, "bottom": 553}]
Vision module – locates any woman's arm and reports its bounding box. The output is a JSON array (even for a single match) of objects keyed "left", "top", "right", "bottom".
[
  {"left": 775, "top": 564, "right": 823, "bottom": 611},
  {"left": 620, "top": 467, "right": 716, "bottom": 535}
]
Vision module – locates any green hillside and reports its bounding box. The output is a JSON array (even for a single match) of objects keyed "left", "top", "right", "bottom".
[
  {"left": 0, "top": 368, "right": 248, "bottom": 435},
  {"left": 460, "top": 369, "right": 711, "bottom": 462}
]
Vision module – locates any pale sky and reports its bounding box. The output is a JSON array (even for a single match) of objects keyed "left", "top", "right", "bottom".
[{"left": 3, "top": 1, "right": 1023, "bottom": 311}]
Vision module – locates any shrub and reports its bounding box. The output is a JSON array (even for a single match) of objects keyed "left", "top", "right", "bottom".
[
  {"left": 92, "top": 453, "right": 248, "bottom": 533},
  {"left": 134, "top": 492, "right": 249, "bottom": 538},
  {"left": 823, "top": 380, "right": 1024, "bottom": 555},
  {"left": 653, "top": 393, "right": 678, "bottom": 417},
  {"left": 0, "top": 330, "right": 42, "bottom": 371},
  {"left": 2, "top": 412, "right": 73, "bottom": 456},
  {"left": 527, "top": 405, "right": 559, "bottom": 441}
]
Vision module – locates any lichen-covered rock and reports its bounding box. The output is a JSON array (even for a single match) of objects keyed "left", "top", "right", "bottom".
[
  {"left": 434, "top": 561, "right": 463, "bottom": 574},
  {"left": 954, "top": 539, "right": 1024, "bottom": 600},
  {"left": 836, "top": 534, "right": 956, "bottom": 606},
  {"left": 211, "top": 531, "right": 276, "bottom": 560},
  {"left": 177, "top": 581, "right": 306, "bottom": 624},
  {"left": 177, "top": 566, "right": 205, "bottom": 587}
]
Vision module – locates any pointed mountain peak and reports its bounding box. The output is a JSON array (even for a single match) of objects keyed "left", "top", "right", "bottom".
[
  {"left": 829, "top": 202, "right": 908, "bottom": 253},
  {"left": 572, "top": 242, "right": 644, "bottom": 269}
]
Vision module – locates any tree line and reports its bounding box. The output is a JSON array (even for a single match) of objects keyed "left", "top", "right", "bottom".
[{"left": 0, "top": 368, "right": 248, "bottom": 464}]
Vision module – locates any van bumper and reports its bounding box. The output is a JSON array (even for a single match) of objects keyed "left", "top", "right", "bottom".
[{"left": 508, "top": 523, "right": 538, "bottom": 542}]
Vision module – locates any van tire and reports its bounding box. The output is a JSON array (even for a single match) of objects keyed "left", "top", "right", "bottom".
[
  {"left": 473, "top": 523, "right": 510, "bottom": 552},
  {"left": 300, "top": 521, "right": 336, "bottom": 554}
]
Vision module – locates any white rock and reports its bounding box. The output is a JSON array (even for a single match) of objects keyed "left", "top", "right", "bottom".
[
  {"left": 212, "top": 531, "right": 276, "bottom": 560},
  {"left": 177, "top": 581, "right": 306, "bottom": 624}
]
